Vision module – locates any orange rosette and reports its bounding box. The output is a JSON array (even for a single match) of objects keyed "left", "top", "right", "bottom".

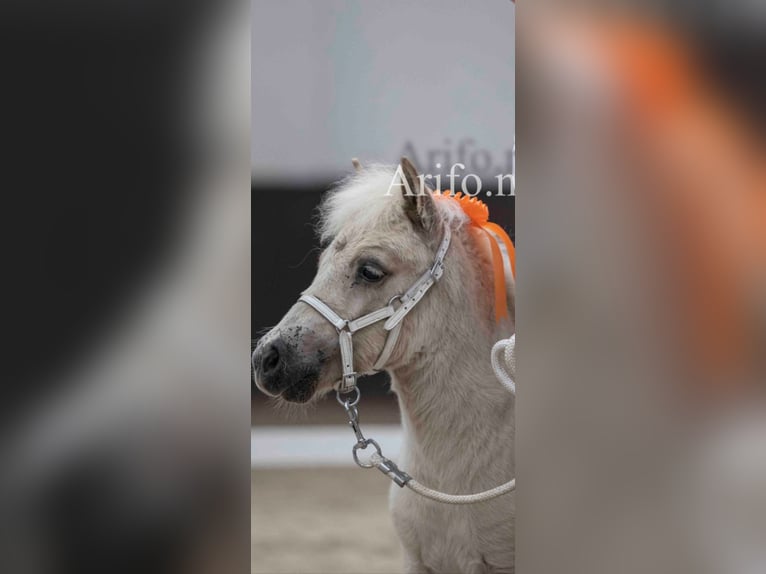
[{"left": 435, "top": 191, "right": 515, "bottom": 322}]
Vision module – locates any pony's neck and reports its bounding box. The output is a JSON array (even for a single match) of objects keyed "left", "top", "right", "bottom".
[
  {"left": 384, "top": 223, "right": 515, "bottom": 488},
  {"left": 391, "top": 330, "right": 511, "bottom": 443},
  {"left": 388, "top": 283, "right": 513, "bottom": 482}
]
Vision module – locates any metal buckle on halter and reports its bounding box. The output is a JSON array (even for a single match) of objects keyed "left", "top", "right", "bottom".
[{"left": 430, "top": 259, "right": 445, "bottom": 281}]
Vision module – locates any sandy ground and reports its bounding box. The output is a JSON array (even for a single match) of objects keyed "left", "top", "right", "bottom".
[{"left": 251, "top": 468, "right": 403, "bottom": 574}]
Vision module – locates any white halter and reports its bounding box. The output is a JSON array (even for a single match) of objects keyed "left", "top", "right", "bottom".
[{"left": 299, "top": 225, "right": 452, "bottom": 393}]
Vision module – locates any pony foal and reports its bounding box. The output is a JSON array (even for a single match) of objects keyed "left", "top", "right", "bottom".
[{"left": 252, "top": 158, "right": 515, "bottom": 573}]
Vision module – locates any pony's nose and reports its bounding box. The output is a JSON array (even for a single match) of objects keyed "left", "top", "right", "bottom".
[{"left": 260, "top": 339, "right": 283, "bottom": 376}]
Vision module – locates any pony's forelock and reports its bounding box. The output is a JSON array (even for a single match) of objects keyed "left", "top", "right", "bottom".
[{"left": 317, "top": 164, "right": 468, "bottom": 243}]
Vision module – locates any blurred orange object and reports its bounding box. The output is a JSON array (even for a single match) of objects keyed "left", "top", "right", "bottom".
[
  {"left": 590, "top": 15, "right": 765, "bottom": 394},
  {"left": 435, "top": 191, "right": 516, "bottom": 321}
]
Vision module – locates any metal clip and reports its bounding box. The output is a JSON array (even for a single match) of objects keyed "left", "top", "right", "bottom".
[
  {"left": 373, "top": 455, "right": 412, "bottom": 488},
  {"left": 352, "top": 438, "right": 382, "bottom": 468},
  {"left": 338, "top": 387, "right": 411, "bottom": 487},
  {"left": 345, "top": 405, "right": 366, "bottom": 444},
  {"left": 336, "top": 387, "right": 360, "bottom": 407}
]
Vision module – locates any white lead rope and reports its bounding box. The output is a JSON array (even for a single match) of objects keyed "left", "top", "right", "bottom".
[
  {"left": 403, "top": 472, "right": 516, "bottom": 505},
  {"left": 342, "top": 335, "right": 517, "bottom": 505},
  {"left": 398, "top": 334, "right": 516, "bottom": 504},
  {"left": 397, "top": 334, "right": 517, "bottom": 504},
  {"left": 491, "top": 334, "right": 516, "bottom": 394}
]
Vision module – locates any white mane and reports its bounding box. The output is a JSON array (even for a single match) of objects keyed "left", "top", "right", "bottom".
[{"left": 317, "top": 164, "right": 468, "bottom": 244}]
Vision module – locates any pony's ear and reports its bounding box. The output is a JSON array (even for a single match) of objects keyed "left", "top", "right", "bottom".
[{"left": 399, "top": 157, "right": 436, "bottom": 233}]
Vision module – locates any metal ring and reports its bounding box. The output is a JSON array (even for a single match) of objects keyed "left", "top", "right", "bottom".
[
  {"left": 352, "top": 439, "right": 382, "bottom": 468},
  {"left": 336, "top": 386, "right": 360, "bottom": 408},
  {"left": 387, "top": 294, "right": 402, "bottom": 307}
]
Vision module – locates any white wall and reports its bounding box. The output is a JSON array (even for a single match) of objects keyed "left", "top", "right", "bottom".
[{"left": 252, "top": 0, "right": 515, "bottom": 183}]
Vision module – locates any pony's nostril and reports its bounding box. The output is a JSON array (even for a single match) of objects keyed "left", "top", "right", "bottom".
[{"left": 262, "top": 343, "right": 281, "bottom": 375}]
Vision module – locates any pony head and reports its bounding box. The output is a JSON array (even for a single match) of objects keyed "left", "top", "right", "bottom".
[{"left": 252, "top": 157, "right": 510, "bottom": 403}]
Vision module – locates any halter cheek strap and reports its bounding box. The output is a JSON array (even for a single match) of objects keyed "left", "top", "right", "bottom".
[{"left": 298, "top": 225, "right": 451, "bottom": 393}]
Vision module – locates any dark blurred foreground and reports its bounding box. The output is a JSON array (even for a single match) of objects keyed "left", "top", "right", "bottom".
[{"left": 0, "top": 2, "right": 250, "bottom": 573}]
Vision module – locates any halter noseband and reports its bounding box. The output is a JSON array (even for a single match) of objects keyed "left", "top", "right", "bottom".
[{"left": 299, "top": 225, "right": 452, "bottom": 393}]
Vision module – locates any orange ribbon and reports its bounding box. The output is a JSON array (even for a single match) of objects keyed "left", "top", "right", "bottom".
[{"left": 434, "top": 191, "right": 515, "bottom": 321}]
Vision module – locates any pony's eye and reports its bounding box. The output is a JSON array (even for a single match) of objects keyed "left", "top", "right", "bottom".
[{"left": 358, "top": 262, "right": 386, "bottom": 283}]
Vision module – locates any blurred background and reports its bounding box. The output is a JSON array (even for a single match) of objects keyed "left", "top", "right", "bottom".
[
  {"left": 251, "top": 1, "right": 515, "bottom": 572},
  {"left": 517, "top": 2, "right": 765, "bottom": 574}
]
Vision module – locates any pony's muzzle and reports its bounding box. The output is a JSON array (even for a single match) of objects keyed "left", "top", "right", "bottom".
[
  {"left": 252, "top": 328, "right": 326, "bottom": 403},
  {"left": 260, "top": 340, "right": 282, "bottom": 377},
  {"left": 252, "top": 337, "right": 287, "bottom": 396}
]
